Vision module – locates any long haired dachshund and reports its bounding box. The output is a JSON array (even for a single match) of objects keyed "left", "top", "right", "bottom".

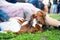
[{"left": 16, "top": 17, "right": 43, "bottom": 34}]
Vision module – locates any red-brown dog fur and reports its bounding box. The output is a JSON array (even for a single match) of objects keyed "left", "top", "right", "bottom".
[
  {"left": 15, "top": 18, "right": 43, "bottom": 34},
  {"left": 34, "top": 11, "right": 46, "bottom": 25}
]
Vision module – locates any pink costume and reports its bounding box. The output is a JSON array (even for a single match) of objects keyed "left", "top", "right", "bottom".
[
  {"left": 0, "top": 0, "right": 24, "bottom": 18},
  {"left": 0, "top": 0, "right": 40, "bottom": 21}
]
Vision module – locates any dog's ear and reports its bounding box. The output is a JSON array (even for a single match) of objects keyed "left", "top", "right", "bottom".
[
  {"left": 34, "top": 10, "right": 46, "bottom": 25},
  {"left": 30, "top": 14, "right": 36, "bottom": 20},
  {"left": 36, "top": 11, "right": 46, "bottom": 17},
  {"left": 35, "top": 11, "right": 43, "bottom": 17},
  {"left": 40, "top": 10, "right": 46, "bottom": 17}
]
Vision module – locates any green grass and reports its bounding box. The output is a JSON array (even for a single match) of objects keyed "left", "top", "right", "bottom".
[
  {"left": 0, "top": 14, "right": 60, "bottom": 40},
  {"left": 49, "top": 14, "right": 60, "bottom": 20}
]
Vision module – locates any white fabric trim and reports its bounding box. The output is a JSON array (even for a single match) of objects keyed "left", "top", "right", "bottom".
[
  {"left": 21, "top": 21, "right": 28, "bottom": 26},
  {"left": 32, "top": 19, "right": 37, "bottom": 27},
  {"left": 0, "top": 19, "right": 21, "bottom": 32}
]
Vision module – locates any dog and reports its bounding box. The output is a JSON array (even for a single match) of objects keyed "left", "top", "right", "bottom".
[
  {"left": 16, "top": 17, "right": 43, "bottom": 34},
  {"left": 30, "top": 13, "right": 47, "bottom": 31}
]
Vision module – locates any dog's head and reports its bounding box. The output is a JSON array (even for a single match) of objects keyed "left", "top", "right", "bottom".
[
  {"left": 28, "top": 14, "right": 44, "bottom": 33},
  {"left": 31, "top": 10, "right": 46, "bottom": 25}
]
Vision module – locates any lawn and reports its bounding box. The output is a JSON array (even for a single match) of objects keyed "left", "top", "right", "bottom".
[{"left": 0, "top": 14, "right": 60, "bottom": 40}]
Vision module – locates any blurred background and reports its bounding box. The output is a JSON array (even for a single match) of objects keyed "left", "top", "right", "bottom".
[{"left": 6, "top": 0, "right": 60, "bottom": 14}]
